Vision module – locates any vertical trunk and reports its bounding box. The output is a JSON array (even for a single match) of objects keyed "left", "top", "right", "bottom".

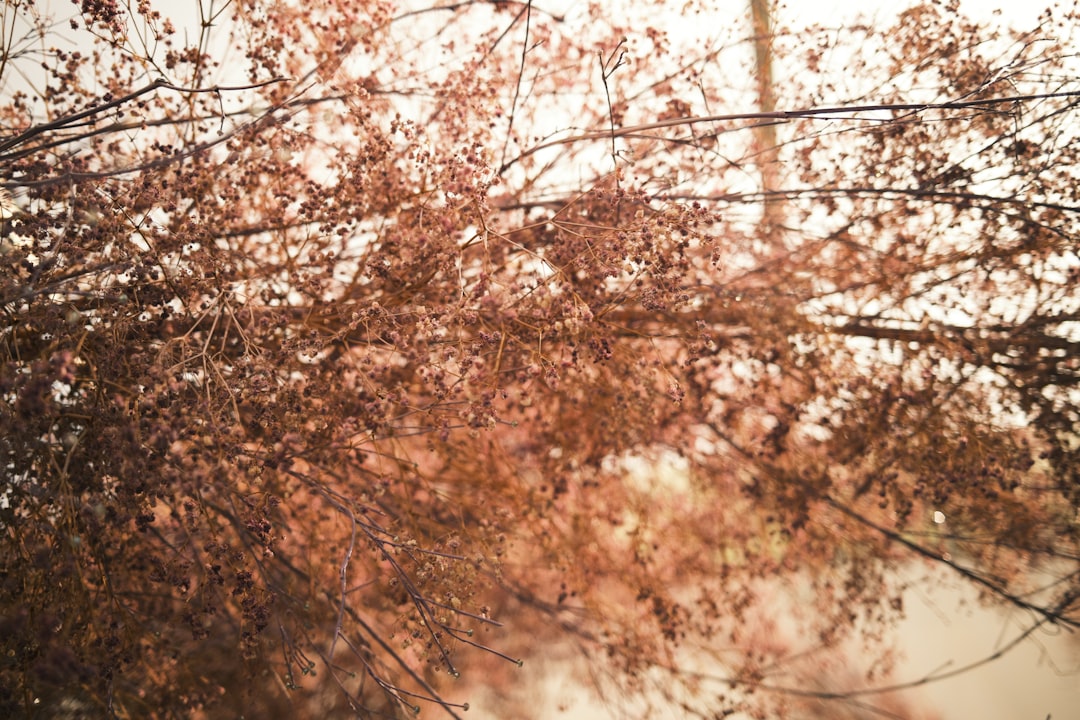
[{"left": 750, "top": 0, "right": 782, "bottom": 250}]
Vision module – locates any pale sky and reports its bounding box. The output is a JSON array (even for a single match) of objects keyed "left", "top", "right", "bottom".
[{"left": 785, "top": 0, "right": 1051, "bottom": 27}]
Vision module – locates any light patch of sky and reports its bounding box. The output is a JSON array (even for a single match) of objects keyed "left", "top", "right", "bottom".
[{"left": 784, "top": 0, "right": 1050, "bottom": 27}]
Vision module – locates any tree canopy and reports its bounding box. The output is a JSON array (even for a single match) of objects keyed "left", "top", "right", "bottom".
[{"left": 2, "top": 0, "right": 1078, "bottom": 717}]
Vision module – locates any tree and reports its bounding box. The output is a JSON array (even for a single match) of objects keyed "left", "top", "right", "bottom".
[{"left": 2, "top": 0, "right": 1078, "bottom": 717}]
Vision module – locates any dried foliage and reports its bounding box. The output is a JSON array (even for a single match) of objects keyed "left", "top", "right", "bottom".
[{"left": 2, "top": 0, "right": 1079, "bottom": 717}]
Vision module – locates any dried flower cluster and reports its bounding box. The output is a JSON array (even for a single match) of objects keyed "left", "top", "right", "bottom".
[{"left": 2, "top": 0, "right": 1078, "bottom": 717}]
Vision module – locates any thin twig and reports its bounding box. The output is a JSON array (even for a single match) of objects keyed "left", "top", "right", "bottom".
[
  {"left": 500, "top": 90, "right": 1080, "bottom": 171},
  {"left": 498, "top": 0, "right": 533, "bottom": 171},
  {"left": 597, "top": 37, "right": 629, "bottom": 181}
]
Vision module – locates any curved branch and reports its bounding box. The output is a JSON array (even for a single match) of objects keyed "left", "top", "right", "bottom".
[
  {"left": 661, "top": 613, "right": 1058, "bottom": 703},
  {"left": 825, "top": 496, "right": 1080, "bottom": 629}
]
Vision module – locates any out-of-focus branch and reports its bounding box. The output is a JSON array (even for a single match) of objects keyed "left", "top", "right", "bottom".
[
  {"left": 825, "top": 496, "right": 1080, "bottom": 629},
  {"left": 500, "top": 90, "right": 1080, "bottom": 171}
]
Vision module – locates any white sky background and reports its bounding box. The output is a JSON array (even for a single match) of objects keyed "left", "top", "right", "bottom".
[{"left": 786, "top": 0, "right": 1049, "bottom": 27}]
